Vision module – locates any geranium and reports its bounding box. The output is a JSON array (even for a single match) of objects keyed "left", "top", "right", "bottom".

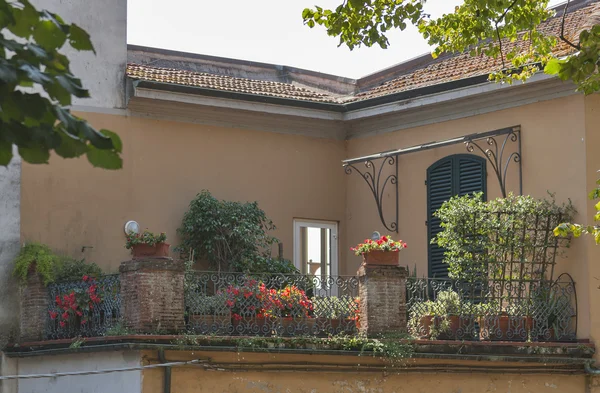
[
  {"left": 350, "top": 235, "right": 407, "bottom": 256},
  {"left": 221, "top": 279, "right": 273, "bottom": 321},
  {"left": 272, "top": 285, "right": 313, "bottom": 318},
  {"left": 125, "top": 230, "right": 167, "bottom": 249},
  {"left": 49, "top": 275, "right": 103, "bottom": 329}
]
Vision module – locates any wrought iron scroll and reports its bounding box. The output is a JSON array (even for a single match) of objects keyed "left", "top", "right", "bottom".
[
  {"left": 343, "top": 156, "right": 398, "bottom": 233},
  {"left": 465, "top": 127, "right": 522, "bottom": 197}
]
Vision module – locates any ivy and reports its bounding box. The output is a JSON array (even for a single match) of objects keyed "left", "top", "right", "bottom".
[{"left": 0, "top": 0, "right": 122, "bottom": 169}]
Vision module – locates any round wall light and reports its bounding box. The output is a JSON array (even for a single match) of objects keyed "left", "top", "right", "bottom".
[{"left": 124, "top": 220, "right": 140, "bottom": 235}]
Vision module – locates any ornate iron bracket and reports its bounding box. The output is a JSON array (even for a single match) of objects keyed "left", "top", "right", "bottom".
[
  {"left": 465, "top": 127, "right": 522, "bottom": 197},
  {"left": 343, "top": 126, "right": 522, "bottom": 233},
  {"left": 344, "top": 156, "right": 398, "bottom": 233}
]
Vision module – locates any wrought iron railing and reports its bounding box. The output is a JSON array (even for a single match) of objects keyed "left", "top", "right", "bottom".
[
  {"left": 46, "top": 274, "right": 121, "bottom": 339},
  {"left": 185, "top": 272, "right": 360, "bottom": 336},
  {"left": 406, "top": 275, "right": 577, "bottom": 342}
]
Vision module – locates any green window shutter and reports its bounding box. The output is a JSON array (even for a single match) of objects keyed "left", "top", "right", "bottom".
[{"left": 427, "top": 154, "right": 487, "bottom": 278}]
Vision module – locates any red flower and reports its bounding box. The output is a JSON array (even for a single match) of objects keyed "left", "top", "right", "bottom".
[
  {"left": 76, "top": 311, "right": 83, "bottom": 317},
  {"left": 82, "top": 275, "right": 89, "bottom": 282},
  {"left": 61, "top": 311, "right": 69, "bottom": 320},
  {"left": 49, "top": 311, "right": 58, "bottom": 319},
  {"left": 59, "top": 321, "right": 66, "bottom": 328},
  {"left": 232, "top": 313, "right": 242, "bottom": 322},
  {"left": 81, "top": 319, "right": 87, "bottom": 325}
]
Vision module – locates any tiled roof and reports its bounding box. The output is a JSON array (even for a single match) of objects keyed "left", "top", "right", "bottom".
[
  {"left": 126, "top": 1, "right": 597, "bottom": 105},
  {"left": 352, "top": 2, "right": 596, "bottom": 102},
  {"left": 126, "top": 64, "right": 340, "bottom": 103}
]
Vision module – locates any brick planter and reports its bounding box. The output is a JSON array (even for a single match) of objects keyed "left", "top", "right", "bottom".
[
  {"left": 119, "top": 258, "right": 185, "bottom": 333},
  {"left": 357, "top": 264, "right": 407, "bottom": 337},
  {"left": 19, "top": 266, "right": 49, "bottom": 341}
]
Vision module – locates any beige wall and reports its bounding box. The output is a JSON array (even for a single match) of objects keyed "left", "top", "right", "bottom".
[
  {"left": 345, "top": 94, "right": 590, "bottom": 335},
  {"left": 20, "top": 112, "right": 347, "bottom": 272},
  {"left": 141, "top": 350, "right": 587, "bottom": 393}
]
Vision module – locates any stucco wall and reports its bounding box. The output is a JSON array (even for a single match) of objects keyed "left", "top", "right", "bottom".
[
  {"left": 345, "top": 94, "right": 590, "bottom": 336},
  {"left": 0, "top": 149, "right": 20, "bottom": 345},
  {"left": 140, "top": 351, "right": 587, "bottom": 393},
  {"left": 15, "top": 351, "right": 141, "bottom": 393},
  {"left": 31, "top": 0, "right": 127, "bottom": 109},
  {"left": 20, "top": 113, "right": 347, "bottom": 272}
]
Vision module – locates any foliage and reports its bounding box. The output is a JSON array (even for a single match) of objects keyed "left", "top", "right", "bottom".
[
  {"left": 555, "top": 175, "right": 600, "bottom": 244},
  {"left": 273, "top": 285, "right": 314, "bottom": 318},
  {"left": 54, "top": 257, "right": 102, "bottom": 282},
  {"left": 13, "top": 243, "right": 60, "bottom": 285},
  {"left": 303, "top": 0, "right": 600, "bottom": 94},
  {"left": 434, "top": 193, "right": 574, "bottom": 282},
  {"left": 48, "top": 275, "right": 101, "bottom": 328},
  {"left": 178, "top": 190, "right": 278, "bottom": 272},
  {"left": 0, "top": 0, "right": 122, "bottom": 168},
  {"left": 104, "top": 321, "right": 133, "bottom": 336},
  {"left": 312, "top": 296, "right": 358, "bottom": 319},
  {"left": 351, "top": 235, "right": 407, "bottom": 256},
  {"left": 408, "top": 289, "right": 471, "bottom": 339},
  {"left": 125, "top": 230, "right": 167, "bottom": 249},
  {"left": 187, "top": 294, "right": 229, "bottom": 316},
  {"left": 236, "top": 256, "right": 299, "bottom": 275}
]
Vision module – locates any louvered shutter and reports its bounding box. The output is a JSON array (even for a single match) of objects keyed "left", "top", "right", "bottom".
[{"left": 427, "top": 155, "right": 486, "bottom": 278}]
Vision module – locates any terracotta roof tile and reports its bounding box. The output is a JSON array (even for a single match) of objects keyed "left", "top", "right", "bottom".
[
  {"left": 126, "top": 2, "right": 597, "bottom": 105},
  {"left": 126, "top": 64, "right": 340, "bottom": 103}
]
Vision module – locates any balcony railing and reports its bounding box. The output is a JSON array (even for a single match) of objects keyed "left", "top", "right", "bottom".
[
  {"left": 406, "top": 275, "right": 577, "bottom": 342},
  {"left": 46, "top": 274, "right": 121, "bottom": 339},
  {"left": 184, "top": 272, "right": 360, "bottom": 336}
]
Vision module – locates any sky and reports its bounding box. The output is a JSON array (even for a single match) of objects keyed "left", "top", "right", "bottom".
[{"left": 127, "top": 0, "right": 565, "bottom": 79}]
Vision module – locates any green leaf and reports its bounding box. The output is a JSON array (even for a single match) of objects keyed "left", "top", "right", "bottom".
[
  {"left": 77, "top": 121, "right": 113, "bottom": 149},
  {"left": 54, "top": 130, "right": 87, "bottom": 158},
  {"left": 68, "top": 24, "right": 95, "bottom": 53},
  {"left": 55, "top": 74, "right": 89, "bottom": 98},
  {"left": 100, "top": 129, "right": 122, "bottom": 153},
  {"left": 86, "top": 146, "right": 122, "bottom": 170},
  {"left": 544, "top": 59, "right": 564, "bottom": 75},
  {"left": 0, "top": 139, "right": 13, "bottom": 166},
  {"left": 18, "top": 145, "right": 50, "bottom": 164},
  {"left": 32, "top": 20, "right": 67, "bottom": 51},
  {"left": 18, "top": 63, "right": 51, "bottom": 84}
]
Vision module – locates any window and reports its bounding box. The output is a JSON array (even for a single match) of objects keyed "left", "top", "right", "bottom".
[
  {"left": 293, "top": 220, "right": 338, "bottom": 293},
  {"left": 427, "top": 154, "right": 487, "bottom": 278}
]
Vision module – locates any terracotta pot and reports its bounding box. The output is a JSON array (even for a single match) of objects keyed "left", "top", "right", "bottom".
[
  {"left": 363, "top": 250, "right": 399, "bottom": 266},
  {"left": 278, "top": 317, "right": 316, "bottom": 336},
  {"left": 232, "top": 316, "right": 273, "bottom": 336},
  {"left": 417, "top": 315, "right": 462, "bottom": 340},
  {"left": 480, "top": 315, "right": 533, "bottom": 341},
  {"left": 131, "top": 242, "right": 170, "bottom": 259},
  {"left": 190, "top": 314, "right": 232, "bottom": 335}
]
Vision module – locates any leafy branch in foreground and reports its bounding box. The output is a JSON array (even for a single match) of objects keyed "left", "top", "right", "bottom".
[
  {"left": 303, "top": 0, "right": 600, "bottom": 94},
  {"left": 555, "top": 176, "right": 600, "bottom": 244},
  {"left": 0, "top": 0, "right": 122, "bottom": 169}
]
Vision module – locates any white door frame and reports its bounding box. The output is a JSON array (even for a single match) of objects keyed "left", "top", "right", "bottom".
[{"left": 293, "top": 219, "right": 339, "bottom": 279}]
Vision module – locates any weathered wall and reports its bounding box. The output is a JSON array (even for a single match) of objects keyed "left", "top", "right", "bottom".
[
  {"left": 31, "top": 0, "right": 127, "bottom": 109},
  {"left": 15, "top": 351, "right": 141, "bottom": 393},
  {"left": 583, "top": 93, "right": 600, "bottom": 362},
  {"left": 141, "top": 350, "right": 587, "bottom": 393},
  {"left": 345, "top": 94, "right": 590, "bottom": 336},
  {"left": 20, "top": 112, "right": 347, "bottom": 272},
  {"left": 0, "top": 149, "right": 20, "bottom": 344}
]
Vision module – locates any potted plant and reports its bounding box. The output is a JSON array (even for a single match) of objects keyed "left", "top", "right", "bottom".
[
  {"left": 479, "top": 301, "right": 533, "bottom": 341},
  {"left": 270, "top": 285, "right": 314, "bottom": 336},
  {"left": 408, "top": 289, "right": 470, "bottom": 340},
  {"left": 125, "top": 230, "right": 169, "bottom": 259},
  {"left": 351, "top": 235, "right": 407, "bottom": 266},
  {"left": 188, "top": 294, "right": 231, "bottom": 335},
  {"left": 222, "top": 279, "right": 275, "bottom": 336}
]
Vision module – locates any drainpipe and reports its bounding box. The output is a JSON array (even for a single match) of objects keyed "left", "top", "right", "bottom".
[
  {"left": 585, "top": 362, "right": 600, "bottom": 375},
  {"left": 158, "top": 349, "right": 171, "bottom": 393}
]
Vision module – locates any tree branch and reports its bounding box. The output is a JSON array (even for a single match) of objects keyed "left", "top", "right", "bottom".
[
  {"left": 495, "top": 0, "right": 520, "bottom": 70},
  {"left": 560, "top": 0, "right": 581, "bottom": 51}
]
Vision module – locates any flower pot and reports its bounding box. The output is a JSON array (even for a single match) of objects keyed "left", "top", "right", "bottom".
[
  {"left": 232, "top": 316, "right": 273, "bottom": 336},
  {"left": 278, "top": 317, "right": 316, "bottom": 336},
  {"left": 131, "top": 242, "right": 170, "bottom": 259},
  {"left": 190, "top": 314, "right": 232, "bottom": 335},
  {"left": 417, "top": 315, "right": 462, "bottom": 340},
  {"left": 363, "top": 250, "right": 399, "bottom": 266},
  {"left": 480, "top": 315, "right": 533, "bottom": 341}
]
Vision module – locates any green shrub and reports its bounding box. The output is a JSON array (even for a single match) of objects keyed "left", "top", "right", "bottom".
[
  {"left": 54, "top": 257, "right": 103, "bottom": 282},
  {"left": 178, "top": 190, "right": 278, "bottom": 272},
  {"left": 13, "top": 243, "right": 60, "bottom": 285},
  {"left": 434, "top": 193, "right": 575, "bottom": 282}
]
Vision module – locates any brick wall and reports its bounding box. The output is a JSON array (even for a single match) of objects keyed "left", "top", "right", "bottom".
[
  {"left": 357, "top": 264, "right": 407, "bottom": 336},
  {"left": 19, "top": 270, "right": 48, "bottom": 341},
  {"left": 119, "top": 258, "right": 185, "bottom": 333}
]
